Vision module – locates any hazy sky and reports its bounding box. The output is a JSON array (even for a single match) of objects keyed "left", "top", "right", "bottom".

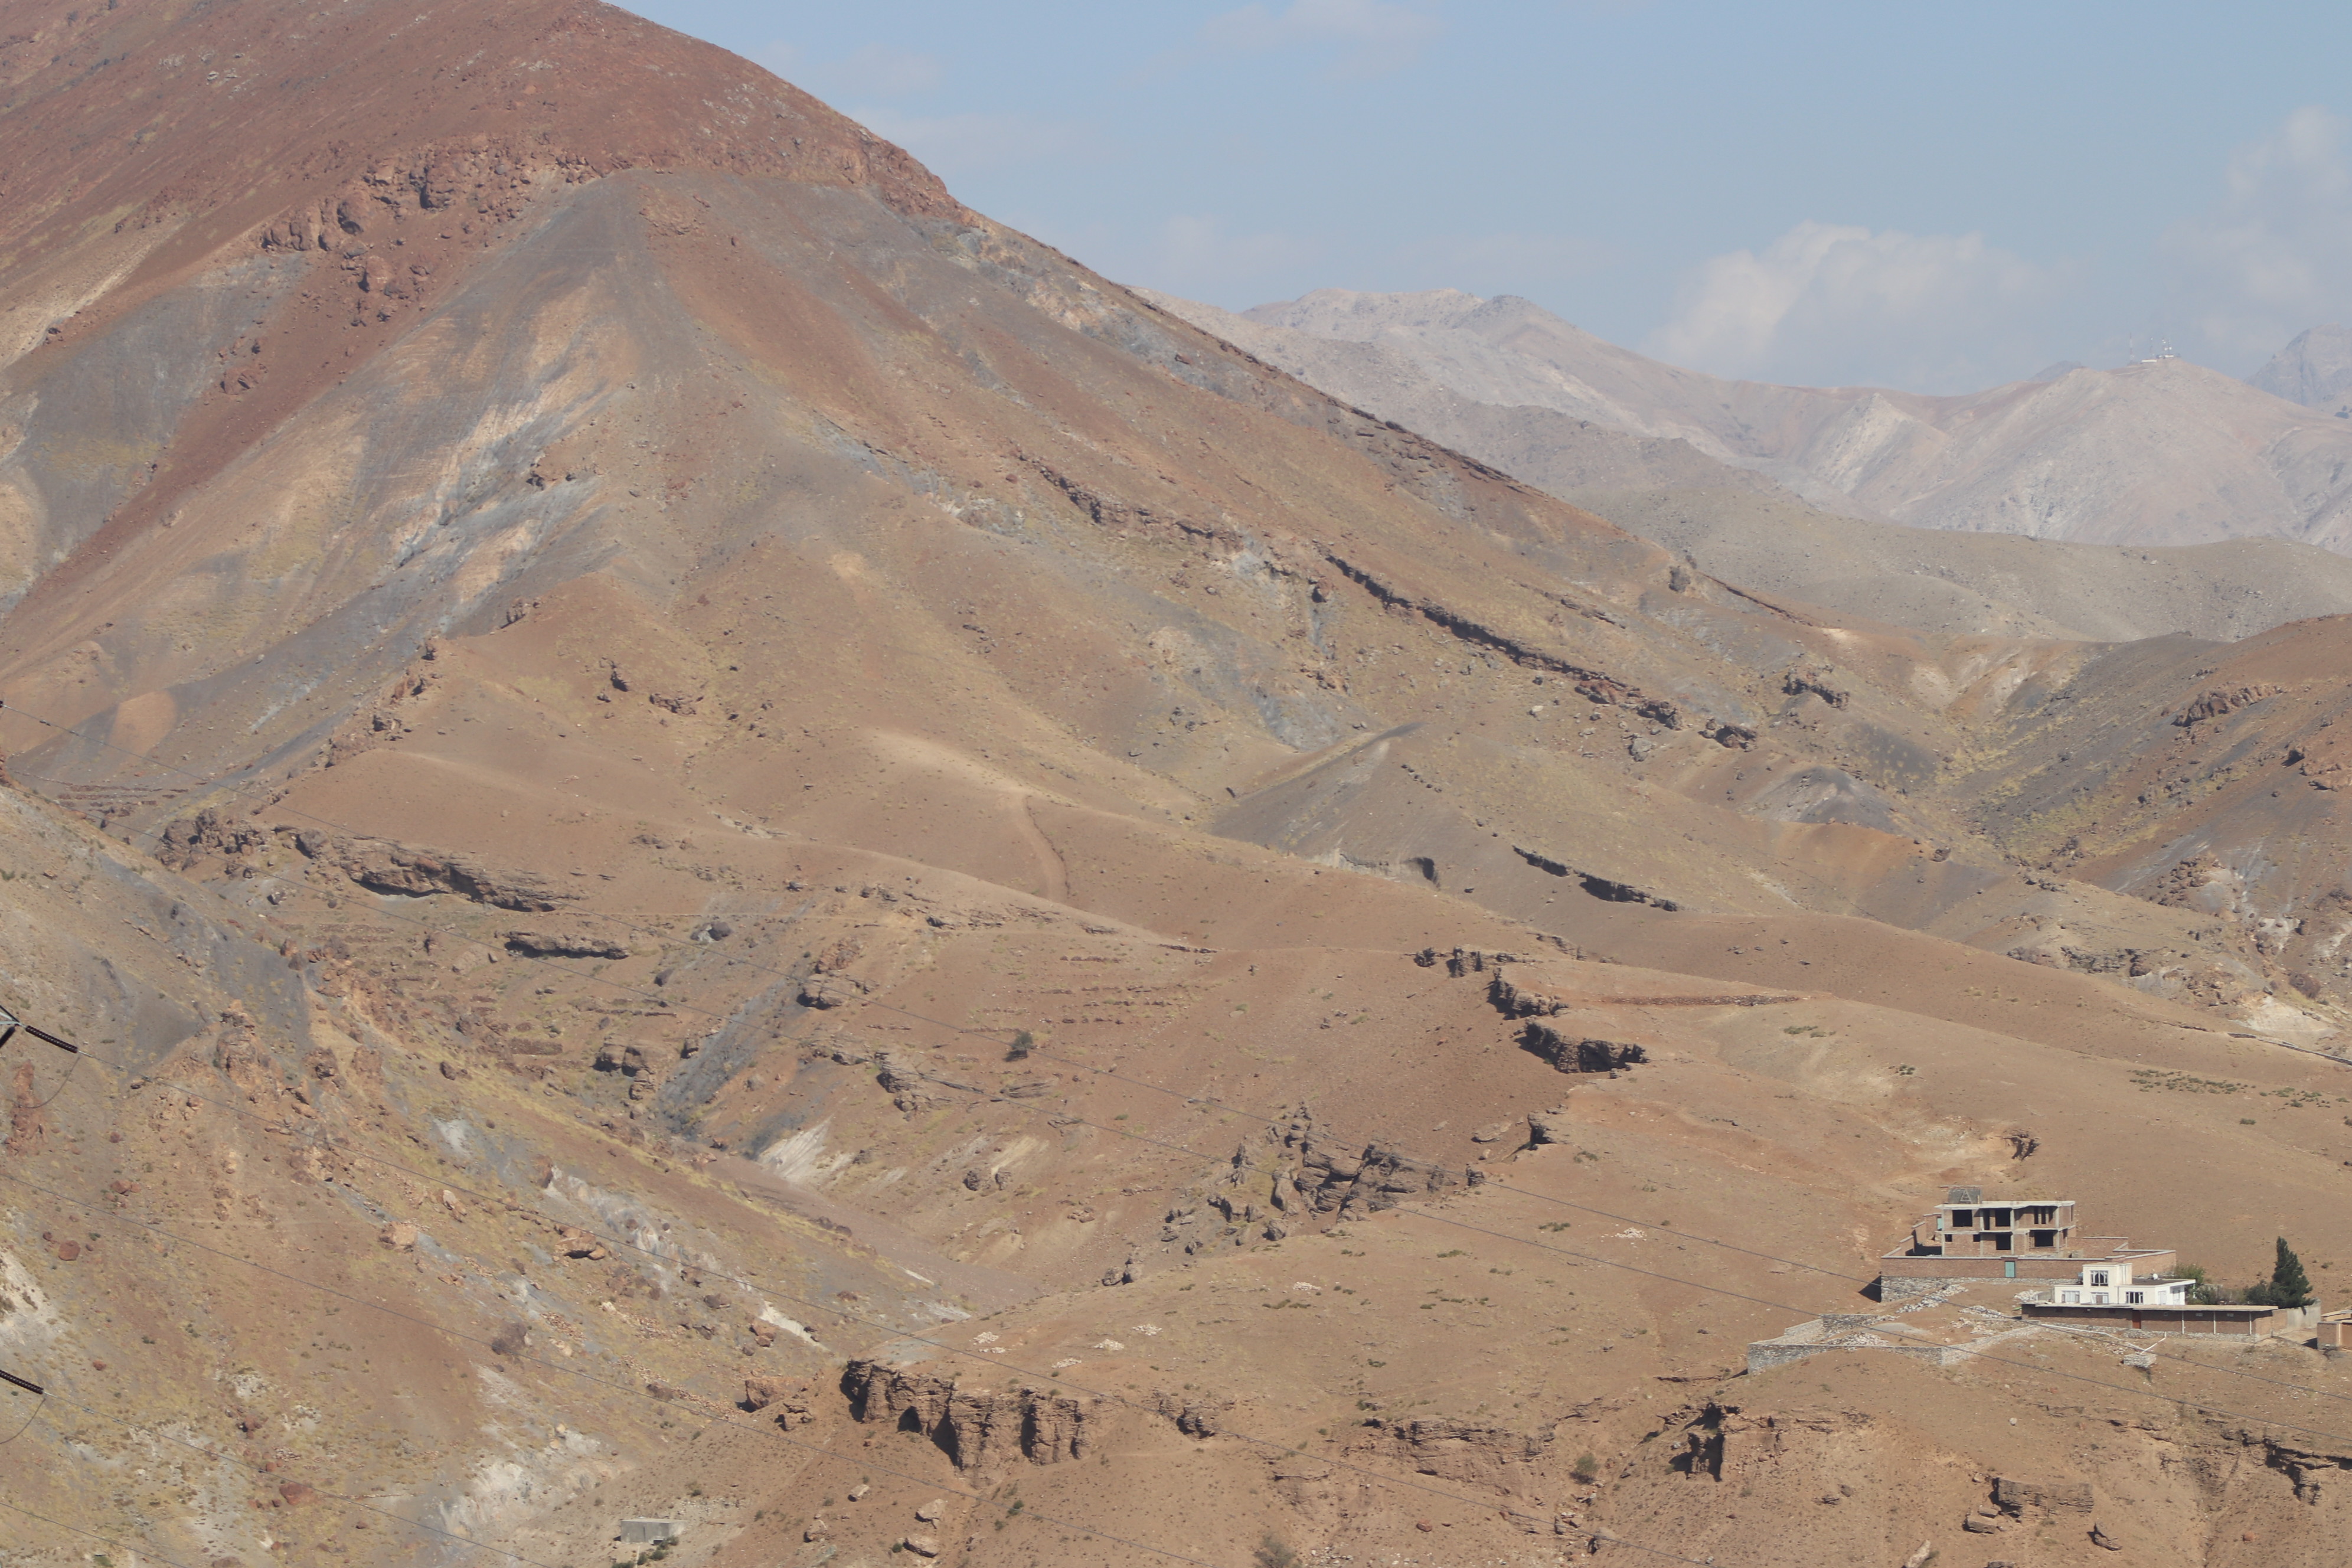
[{"left": 631, "top": 1, "right": 2352, "bottom": 393}]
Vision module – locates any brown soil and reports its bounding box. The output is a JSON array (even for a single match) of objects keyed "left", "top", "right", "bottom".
[{"left": 0, "top": 6, "right": 2348, "bottom": 1568}]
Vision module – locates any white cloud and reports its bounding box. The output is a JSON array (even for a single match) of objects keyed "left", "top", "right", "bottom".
[
  {"left": 2161, "top": 107, "right": 2352, "bottom": 367},
  {"left": 1200, "top": 0, "right": 1443, "bottom": 79},
  {"left": 1645, "top": 220, "right": 2075, "bottom": 391},
  {"left": 853, "top": 108, "right": 1105, "bottom": 178}
]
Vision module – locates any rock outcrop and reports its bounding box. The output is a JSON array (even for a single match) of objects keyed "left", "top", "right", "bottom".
[
  {"left": 841, "top": 1361, "right": 1089, "bottom": 1469},
  {"left": 1349, "top": 1416, "right": 1556, "bottom": 1487},
  {"left": 286, "top": 829, "right": 573, "bottom": 910},
  {"left": 1518, "top": 1021, "right": 1648, "bottom": 1074},
  {"left": 742, "top": 1376, "right": 816, "bottom": 1429},
  {"left": 504, "top": 927, "right": 629, "bottom": 959}
]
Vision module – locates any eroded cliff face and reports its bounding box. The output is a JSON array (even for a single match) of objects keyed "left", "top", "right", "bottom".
[
  {"left": 1618, "top": 1396, "right": 2352, "bottom": 1567},
  {"left": 842, "top": 1359, "right": 1092, "bottom": 1469},
  {"left": 4, "top": 8, "right": 2352, "bottom": 1568}
]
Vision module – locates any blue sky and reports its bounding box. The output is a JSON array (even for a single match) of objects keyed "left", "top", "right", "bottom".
[{"left": 631, "top": 1, "right": 2352, "bottom": 393}]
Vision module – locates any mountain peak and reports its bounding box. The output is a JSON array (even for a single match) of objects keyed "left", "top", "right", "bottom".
[
  {"left": 0, "top": 0, "right": 962, "bottom": 332},
  {"left": 2246, "top": 323, "right": 2352, "bottom": 411},
  {"left": 1241, "top": 286, "right": 1486, "bottom": 337}
]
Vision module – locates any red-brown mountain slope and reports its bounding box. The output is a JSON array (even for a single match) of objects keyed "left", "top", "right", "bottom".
[{"left": 1, "top": 6, "right": 2350, "bottom": 1568}]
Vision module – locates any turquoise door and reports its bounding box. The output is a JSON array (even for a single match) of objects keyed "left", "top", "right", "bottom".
[{"left": 2005, "top": 1259, "right": 2017, "bottom": 1279}]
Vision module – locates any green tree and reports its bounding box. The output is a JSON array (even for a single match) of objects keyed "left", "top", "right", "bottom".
[
  {"left": 2251, "top": 1237, "right": 2315, "bottom": 1308},
  {"left": 2175, "top": 1263, "right": 2225, "bottom": 1305},
  {"left": 1005, "top": 1030, "right": 1035, "bottom": 1062}
]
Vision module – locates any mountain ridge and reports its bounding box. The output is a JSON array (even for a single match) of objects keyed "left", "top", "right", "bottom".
[
  {"left": 1148, "top": 287, "right": 2352, "bottom": 642},
  {"left": 2, "top": 6, "right": 2351, "bottom": 1568},
  {"left": 1221, "top": 285, "right": 2352, "bottom": 553}
]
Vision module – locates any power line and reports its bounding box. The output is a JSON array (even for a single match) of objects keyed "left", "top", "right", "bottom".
[
  {"left": 0, "top": 1003, "right": 89, "bottom": 1109},
  {"left": 48, "top": 990, "right": 2352, "bottom": 1435},
  {"left": 0, "top": 1496, "right": 204, "bottom": 1568},
  {"left": 0, "top": 1367, "right": 44, "bottom": 1445},
  {"left": 9, "top": 1047, "right": 1721, "bottom": 1565},
  {"left": 0, "top": 1165, "right": 1231, "bottom": 1568},
  {"left": 4, "top": 697, "right": 1868, "bottom": 1288},
  {"left": 25, "top": 1023, "right": 2352, "bottom": 1568},
  {"left": 13, "top": 702, "right": 2351, "bottom": 1525},
  {"left": 14, "top": 857, "right": 2346, "bottom": 1461},
  {"left": 11, "top": 1376, "right": 564, "bottom": 1568}
]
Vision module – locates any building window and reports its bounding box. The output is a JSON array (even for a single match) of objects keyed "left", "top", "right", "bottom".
[
  {"left": 2030, "top": 1229, "right": 2057, "bottom": 1249},
  {"left": 2089, "top": 1271, "right": 2109, "bottom": 1286},
  {"left": 2061, "top": 1292, "right": 2080, "bottom": 1304},
  {"left": 2125, "top": 1291, "right": 2144, "bottom": 1305}
]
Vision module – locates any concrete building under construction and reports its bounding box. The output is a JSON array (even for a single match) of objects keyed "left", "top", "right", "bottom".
[{"left": 1876, "top": 1187, "right": 2175, "bottom": 1301}]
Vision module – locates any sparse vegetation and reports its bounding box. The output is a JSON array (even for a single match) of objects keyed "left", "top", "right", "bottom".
[
  {"left": 1573, "top": 1452, "right": 1600, "bottom": 1484},
  {"left": 2132, "top": 1068, "right": 2245, "bottom": 1095},
  {"left": 2249, "top": 1237, "right": 2316, "bottom": 1308},
  {"left": 1253, "top": 1533, "right": 1300, "bottom": 1568},
  {"left": 1005, "top": 1030, "right": 1035, "bottom": 1061}
]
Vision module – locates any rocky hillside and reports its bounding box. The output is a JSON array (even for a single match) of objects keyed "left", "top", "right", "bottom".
[{"left": 2, "top": 5, "right": 2351, "bottom": 1568}]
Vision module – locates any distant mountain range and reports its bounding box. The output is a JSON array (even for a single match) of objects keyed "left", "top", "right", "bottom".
[
  {"left": 1151, "top": 287, "right": 2352, "bottom": 555},
  {"left": 1144, "top": 288, "right": 2352, "bottom": 642}
]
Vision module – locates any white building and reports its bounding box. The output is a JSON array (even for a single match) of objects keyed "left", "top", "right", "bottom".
[{"left": 2044, "top": 1260, "right": 2191, "bottom": 1309}]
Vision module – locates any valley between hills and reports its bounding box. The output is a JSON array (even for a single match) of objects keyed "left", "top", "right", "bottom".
[{"left": 2, "top": 5, "right": 2351, "bottom": 1568}]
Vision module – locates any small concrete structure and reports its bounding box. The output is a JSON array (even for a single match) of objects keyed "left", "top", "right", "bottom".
[
  {"left": 2320, "top": 1309, "right": 2351, "bottom": 1350},
  {"left": 1746, "top": 1287, "right": 2038, "bottom": 1373},
  {"left": 619, "top": 1520, "right": 681, "bottom": 1546},
  {"left": 1876, "top": 1188, "right": 2175, "bottom": 1301},
  {"left": 2041, "top": 1260, "right": 2193, "bottom": 1309}
]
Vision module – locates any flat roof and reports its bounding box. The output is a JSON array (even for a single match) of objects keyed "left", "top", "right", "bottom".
[{"left": 2028, "top": 1300, "right": 2273, "bottom": 1314}]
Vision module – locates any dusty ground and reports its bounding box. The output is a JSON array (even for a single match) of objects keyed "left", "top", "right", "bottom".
[{"left": 0, "top": 6, "right": 2350, "bottom": 1568}]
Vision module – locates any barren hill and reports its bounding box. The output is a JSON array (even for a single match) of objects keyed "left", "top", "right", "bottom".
[{"left": 2, "top": 6, "right": 2351, "bottom": 1568}]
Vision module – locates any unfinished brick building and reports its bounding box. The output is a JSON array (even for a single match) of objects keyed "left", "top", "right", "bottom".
[{"left": 1876, "top": 1187, "right": 2175, "bottom": 1301}]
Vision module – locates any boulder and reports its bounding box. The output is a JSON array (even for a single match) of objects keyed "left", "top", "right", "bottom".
[{"left": 557, "top": 1226, "right": 607, "bottom": 1259}]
